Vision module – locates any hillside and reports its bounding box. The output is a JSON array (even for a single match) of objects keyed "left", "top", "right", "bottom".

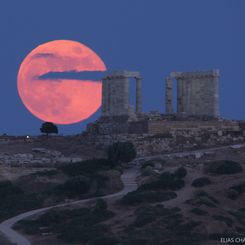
[{"left": 11, "top": 145, "right": 245, "bottom": 245}]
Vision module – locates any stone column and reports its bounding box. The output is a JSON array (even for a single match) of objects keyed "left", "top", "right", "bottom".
[
  {"left": 213, "top": 75, "right": 220, "bottom": 117},
  {"left": 107, "top": 78, "right": 111, "bottom": 116},
  {"left": 101, "top": 78, "right": 107, "bottom": 116},
  {"left": 165, "top": 76, "right": 173, "bottom": 114},
  {"left": 177, "top": 78, "right": 183, "bottom": 114},
  {"left": 136, "top": 77, "right": 142, "bottom": 114},
  {"left": 124, "top": 77, "right": 130, "bottom": 115}
]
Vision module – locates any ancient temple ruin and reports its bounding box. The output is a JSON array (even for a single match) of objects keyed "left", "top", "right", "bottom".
[
  {"left": 102, "top": 71, "right": 142, "bottom": 117},
  {"left": 165, "top": 69, "right": 220, "bottom": 117},
  {"left": 86, "top": 69, "right": 240, "bottom": 136}
]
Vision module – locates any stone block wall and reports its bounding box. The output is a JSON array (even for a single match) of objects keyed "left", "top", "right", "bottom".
[
  {"left": 181, "top": 70, "right": 219, "bottom": 117},
  {"left": 166, "top": 70, "right": 220, "bottom": 118}
]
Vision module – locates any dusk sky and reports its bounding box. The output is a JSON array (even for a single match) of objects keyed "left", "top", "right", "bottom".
[{"left": 0, "top": 0, "right": 244, "bottom": 135}]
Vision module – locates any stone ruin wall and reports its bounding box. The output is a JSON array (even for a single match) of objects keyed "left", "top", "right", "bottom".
[
  {"left": 147, "top": 120, "right": 240, "bottom": 135},
  {"left": 166, "top": 70, "right": 220, "bottom": 117},
  {"left": 87, "top": 117, "right": 241, "bottom": 136},
  {"left": 102, "top": 71, "right": 142, "bottom": 117},
  {"left": 84, "top": 120, "right": 245, "bottom": 157},
  {"left": 84, "top": 69, "right": 245, "bottom": 156}
]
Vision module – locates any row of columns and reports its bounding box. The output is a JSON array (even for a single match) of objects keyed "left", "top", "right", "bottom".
[
  {"left": 136, "top": 77, "right": 142, "bottom": 114},
  {"left": 165, "top": 75, "right": 194, "bottom": 115},
  {"left": 165, "top": 76, "right": 173, "bottom": 114},
  {"left": 102, "top": 73, "right": 142, "bottom": 117},
  {"left": 165, "top": 70, "right": 220, "bottom": 117}
]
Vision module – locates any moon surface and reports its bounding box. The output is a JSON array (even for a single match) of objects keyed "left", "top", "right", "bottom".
[{"left": 17, "top": 40, "right": 106, "bottom": 124}]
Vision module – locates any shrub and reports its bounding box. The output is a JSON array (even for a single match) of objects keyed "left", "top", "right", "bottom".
[
  {"left": 133, "top": 205, "right": 180, "bottom": 228},
  {"left": 174, "top": 167, "right": 187, "bottom": 179},
  {"left": 0, "top": 181, "right": 13, "bottom": 188},
  {"left": 0, "top": 181, "right": 23, "bottom": 198},
  {"left": 60, "top": 175, "right": 91, "bottom": 197},
  {"left": 212, "top": 215, "right": 233, "bottom": 226},
  {"left": 123, "top": 211, "right": 203, "bottom": 245},
  {"left": 40, "top": 122, "right": 58, "bottom": 136},
  {"left": 122, "top": 190, "right": 177, "bottom": 205},
  {"left": 107, "top": 141, "right": 136, "bottom": 163},
  {"left": 193, "top": 191, "right": 219, "bottom": 207},
  {"left": 226, "top": 189, "right": 239, "bottom": 200},
  {"left": 190, "top": 208, "right": 208, "bottom": 216},
  {"left": 17, "top": 202, "right": 115, "bottom": 244},
  {"left": 198, "top": 197, "right": 217, "bottom": 207},
  {"left": 230, "top": 181, "right": 245, "bottom": 194},
  {"left": 60, "top": 159, "right": 114, "bottom": 176},
  {"left": 139, "top": 171, "right": 185, "bottom": 191},
  {"left": 195, "top": 191, "right": 219, "bottom": 203},
  {"left": 205, "top": 160, "right": 243, "bottom": 175},
  {"left": 0, "top": 192, "right": 43, "bottom": 222},
  {"left": 134, "top": 211, "right": 156, "bottom": 227},
  {"left": 192, "top": 177, "right": 211, "bottom": 187},
  {"left": 141, "top": 166, "right": 154, "bottom": 176},
  {"left": 59, "top": 224, "right": 109, "bottom": 243},
  {"left": 228, "top": 210, "right": 245, "bottom": 226}
]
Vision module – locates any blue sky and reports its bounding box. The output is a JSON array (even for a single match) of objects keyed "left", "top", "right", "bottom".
[{"left": 0, "top": 0, "right": 244, "bottom": 135}]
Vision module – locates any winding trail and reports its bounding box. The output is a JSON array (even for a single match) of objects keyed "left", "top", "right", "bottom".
[
  {"left": 0, "top": 143, "right": 244, "bottom": 245},
  {"left": 0, "top": 167, "right": 139, "bottom": 245}
]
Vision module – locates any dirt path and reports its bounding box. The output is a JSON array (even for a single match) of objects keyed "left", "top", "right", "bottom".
[
  {"left": 0, "top": 167, "right": 139, "bottom": 245},
  {"left": 0, "top": 143, "right": 244, "bottom": 245}
]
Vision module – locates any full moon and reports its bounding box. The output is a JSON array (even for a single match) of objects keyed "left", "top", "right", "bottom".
[{"left": 17, "top": 40, "right": 106, "bottom": 124}]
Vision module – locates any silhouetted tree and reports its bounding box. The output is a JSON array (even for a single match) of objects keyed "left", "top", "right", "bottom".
[
  {"left": 40, "top": 122, "right": 58, "bottom": 137},
  {"left": 107, "top": 141, "right": 136, "bottom": 164}
]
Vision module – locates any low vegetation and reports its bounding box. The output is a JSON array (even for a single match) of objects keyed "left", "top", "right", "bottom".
[
  {"left": 212, "top": 215, "right": 233, "bottom": 226},
  {"left": 0, "top": 180, "right": 44, "bottom": 221},
  {"left": 139, "top": 167, "right": 187, "bottom": 191},
  {"left": 228, "top": 210, "right": 245, "bottom": 226},
  {"left": 174, "top": 166, "right": 187, "bottom": 179},
  {"left": 107, "top": 141, "right": 136, "bottom": 164},
  {"left": 133, "top": 205, "right": 181, "bottom": 227},
  {"left": 122, "top": 204, "right": 204, "bottom": 245},
  {"left": 15, "top": 199, "right": 117, "bottom": 244},
  {"left": 205, "top": 160, "right": 243, "bottom": 175},
  {"left": 230, "top": 181, "right": 245, "bottom": 195},
  {"left": 122, "top": 190, "right": 177, "bottom": 205},
  {"left": 60, "top": 158, "right": 115, "bottom": 176},
  {"left": 0, "top": 141, "right": 136, "bottom": 223},
  {"left": 192, "top": 177, "right": 211, "bottom": 187},
  {"left": 190, "top": 208, "right": 208, "bottom": 216},
  {"left": 122, "top": 167, "right": 187, "bottom": 205},
  {"left": 186, "top": 190, "right": 219, "bottom": 208},
  {"left": 0, "top": 157, "right": 122, "bottom": 221}
]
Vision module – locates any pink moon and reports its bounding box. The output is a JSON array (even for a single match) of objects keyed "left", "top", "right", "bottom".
[{"left": 17, "top": 40, "right": 106, "bottom": 124}]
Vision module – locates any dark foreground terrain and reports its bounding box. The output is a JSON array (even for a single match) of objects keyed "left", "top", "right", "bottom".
[{"left": 6, "top": 146, "right": 245, "bottom": 245}]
